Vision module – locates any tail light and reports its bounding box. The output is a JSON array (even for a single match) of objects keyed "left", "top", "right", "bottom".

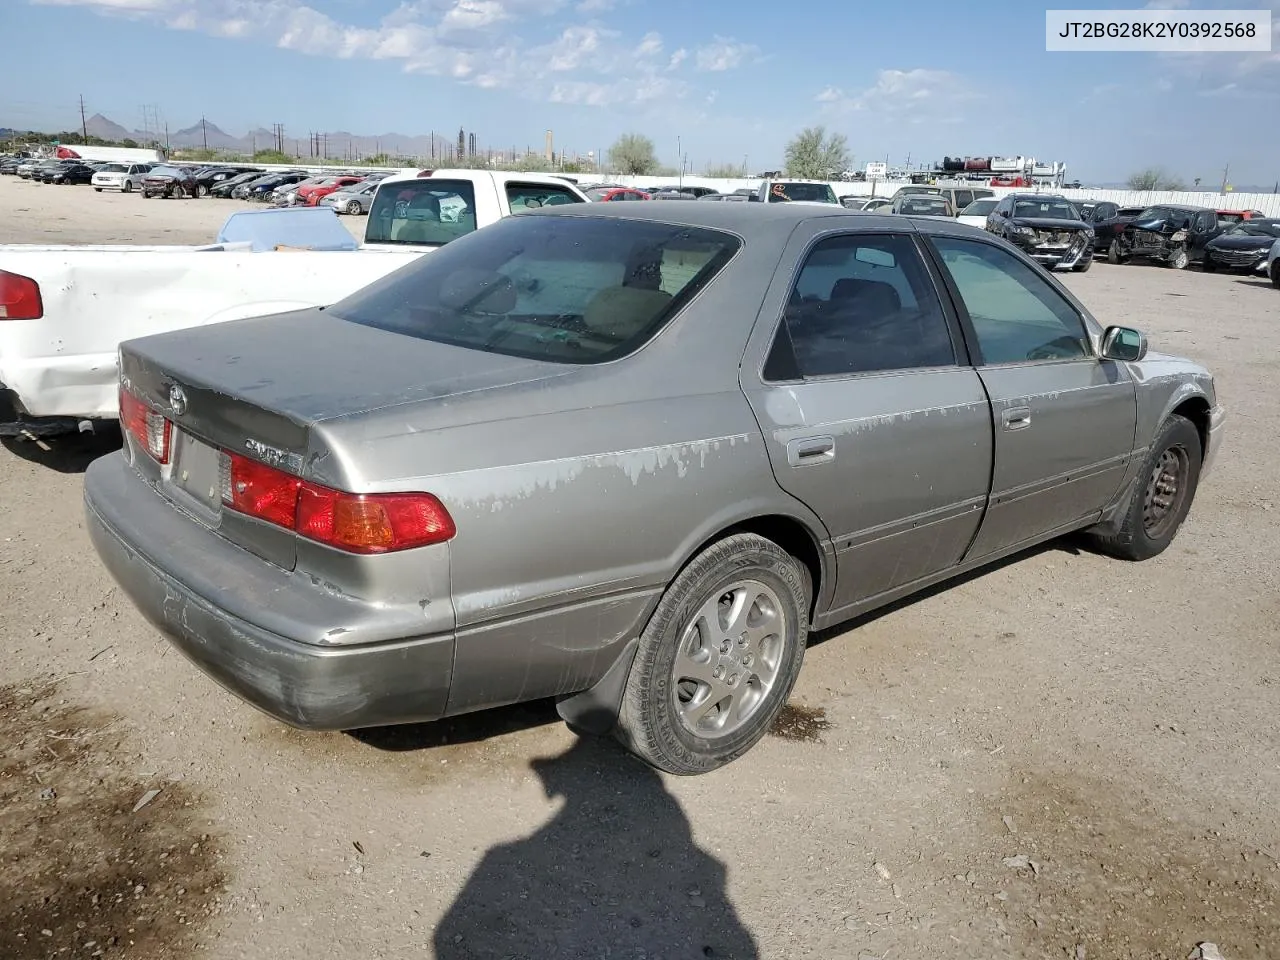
[
  {"left": 222, "top": 451, "right": 455, "bottom": 554},
  {"left": 0, "top": 270, "right": 43, "bottom": 320},
  {"left": 119, "top": 387, "right": 172, "bottom": 463}
]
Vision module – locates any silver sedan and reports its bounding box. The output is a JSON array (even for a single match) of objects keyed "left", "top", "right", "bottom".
[{"left": 85, "top": 203, "right": 1224, "bottom": 774}]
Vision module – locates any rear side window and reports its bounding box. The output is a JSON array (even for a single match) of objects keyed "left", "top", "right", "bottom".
[
  {"left": 506, "top": 182, "right": 583, "bottom": 210},
  {"left": 774, "top": 233, "right": 955, "bottom": 378},
  {"left": 330, "top": 215, "right": 740, "bottom": 364},
  {"left": 365, "top": 179, "right": 479, "bottom": 246}
]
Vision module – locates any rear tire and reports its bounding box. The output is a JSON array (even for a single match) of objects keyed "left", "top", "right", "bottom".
[
  {"left": 123, "top": 181, "right": 133, "bottom": 193},
  {"left": 195, "top": 183, "right": 208, "bottom": 198},
  {"left": 1090, "top": 414, "right": 1202, "bottom": 562},
  {"left": 346, "top": 200, "right": 362, "bottom": 216},
  {"left": 1108, "top": 239, "right": 1124, "bottom": 264},
  {"left": 614, "top": 533, "right": 810, "bottom": 775}
]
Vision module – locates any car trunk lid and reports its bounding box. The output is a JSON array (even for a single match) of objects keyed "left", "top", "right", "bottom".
[{"left": 118, "top": 308, "right": 571, "bottom": 570}]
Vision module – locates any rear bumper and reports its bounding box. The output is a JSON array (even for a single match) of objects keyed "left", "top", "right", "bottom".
[
  {"left": 0, "top": 351, "right": 119, "bottom": 425},
  {"left": 84, "top": 452, "right": 455, "bottom": 730}
]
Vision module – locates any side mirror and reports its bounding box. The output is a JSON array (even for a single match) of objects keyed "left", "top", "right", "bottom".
[
  {"left": 1101, "top": 325, "right": 1147, "bottom": 362},
  {"left": 1000, "top": 209, "right": 1011, "bottom": 218}
]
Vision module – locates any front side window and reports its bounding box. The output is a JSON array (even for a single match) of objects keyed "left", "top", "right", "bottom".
[
  {"left": 774, "top": 233, "right": 955, "bottom": 378},
  {"left": 365, "top": 179, "right": 479, "bottom": 246},
  {"left": 330, "top": 215, "right": 740, "bottom": 364},
  {"left": 99, "top": 163, "right": 126, "bottom": 173},
  {"left": 932, "top": 237, "right": 1090, "bottom": 365}
]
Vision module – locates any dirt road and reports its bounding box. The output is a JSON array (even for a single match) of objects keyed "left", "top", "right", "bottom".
[{"left": 3, "top": 178, "right": 1278, "bottom": 960}]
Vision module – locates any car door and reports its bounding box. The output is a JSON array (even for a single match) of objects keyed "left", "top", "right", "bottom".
[
  {"left": 740, "top": 228, "right": 994, "bottom": 619},
  {"left": 1192, "top": 210, "right": 1220, "bottom": 257},
  {"left": 925, "top": 233, "right": 1137, "bottom": 560}
]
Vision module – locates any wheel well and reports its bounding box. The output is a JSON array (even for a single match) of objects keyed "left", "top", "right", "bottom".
[
  {"left": 685, "top": 516, "right": 825, "bottom": 622},
  {"left": 1172, "top": 397, "right": 1211, "bottom": 457}
]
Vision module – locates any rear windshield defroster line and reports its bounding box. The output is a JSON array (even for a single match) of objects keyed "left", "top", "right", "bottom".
[{"left": 330, "top": 214, "right": 741, "bottom": 364}]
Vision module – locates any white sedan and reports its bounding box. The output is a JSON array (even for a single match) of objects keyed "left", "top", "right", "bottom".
[
  {"left": 957, "top": 197, "right": 1000, "bottom": 228},
  {"left": 91, "top": 163, "right": 153, "bottom": 193}
]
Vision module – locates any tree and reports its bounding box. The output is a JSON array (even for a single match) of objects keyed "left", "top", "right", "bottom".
[
  {"left": 252, "top": 149, "right": 291, "bottom": 164},
  {"left": 608, "top": 133, "right": 658, "bottom": 176},
  {"left": 1127, "top": 166, "right": 1187, "bottom": 191},
  {"left": 784, "top": 127, "right": 850, "bottom": 180},
  {"left": 704, "top": 163, "right": 743, "bottom": 179}
]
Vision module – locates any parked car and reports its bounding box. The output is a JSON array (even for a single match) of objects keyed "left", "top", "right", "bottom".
[
  {"left": 890, "top": 194, "right": 954, "bottom": 217},
  {"left": 32, "top": 160, "right": 80, "bottom": 183},
  {"left": 986, "top": 193, "right": 1094, "bottom": 272},
  {"left": 84, "top": 202, "right": 1224, "bottom": 776},
  {"left": 210, "top": 171, "right": 264, "bottom": 199},
  {"left": 1215, "top": 209, "right": 1267, "bottom": 226},
  {"left": 91, "top": 162, "right": 153, "bottom": 193},
  {"left": 840, "top": 196, "right": 891, "bottom": 211},
  {"left": 755, "top": 180, "right": 840, "bottom": 204},
  {"left": 247, "top": 172, "right": 311, "bottom": 202},
  {"left": 1076, "top": 202, "right": 1146, "bottom": 253},
  {"left": 1268, "top": 238, "right": 1280, "bottom": 288},
  {"left": 16, "top": 159, "right": 43, "bottom": 178},
  {"left": 645, "top": 185, "right": 720, "bottom": 198},
  {"left": 192, "top": 166, "right": 262, "bottom": 197},
  {"left": 957, "top": 197, "right": 999, "bottom": 227},
  {"left": 935, "top": 185, "right": 994, "bottom": 215},
  {"left": 299, "top": 175, "right": 365, "bottom": 206},
  {"left": 890, "top": 186, "right": 942, "bottom": 198},
  {"left": 1108, "top": 204, "right": 1221, "bottom": 269},
  {"left": 319, "top": 178, "right": 381, "bottom": 215},
  {"left": 141, "top": 164, "right": 199, "bottom": 199},
  {"left": 0, "top": 157, "right": 24, "bottom": 175},
  {"left": 585, "top": 186, "right": 651, "bottom": 202},
  {"left": 1201, "top": 219, "right": 1280, "bottom": 274},
  {"left": 48, "top": 162, "right": 96, "bottom": 185}
]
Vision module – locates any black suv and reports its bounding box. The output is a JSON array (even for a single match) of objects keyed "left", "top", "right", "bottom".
[
  {"left": 1076, "top": 201, "right": 1146, "bottom": 253},
  {"left": 985, "top": 193, "right": 1094, "bottom": 272}
]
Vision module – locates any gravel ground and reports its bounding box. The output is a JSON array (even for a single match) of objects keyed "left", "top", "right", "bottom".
[{"left": 2, "top": 177, "right": 1278, "bottom": 960}]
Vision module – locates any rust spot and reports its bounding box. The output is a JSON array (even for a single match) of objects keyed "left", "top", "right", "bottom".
[
  {"left": 769, "top": 703, "right": 831, "bottom": 742},
  {"left": 0, "top": 682, "right": 226, "bottom": 959}
]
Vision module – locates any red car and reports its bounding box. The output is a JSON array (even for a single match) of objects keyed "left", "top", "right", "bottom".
[
  {"left": 299, "top": 175, "right": 366, "bottom": 206},
  {"left": 1216, "top": 208, "right": 1267, "bottom": 225},
  {"left": 584, "top": 186, "right": 650, "bottom": 202}
]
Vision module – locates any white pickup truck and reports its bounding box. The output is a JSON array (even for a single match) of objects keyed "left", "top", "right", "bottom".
[{"left": 0, "top": 169, "right": 588, "bottom": 436}]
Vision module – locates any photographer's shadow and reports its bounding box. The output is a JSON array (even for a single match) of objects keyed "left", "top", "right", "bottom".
[{"left": 434, "top": 736, "right": 759, "bottom": 960}]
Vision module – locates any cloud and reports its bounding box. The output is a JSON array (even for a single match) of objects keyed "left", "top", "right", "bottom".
[
  {"left": 816, "top": 68, "right": 982, "bottom": 119},
  {"left": 28, "top": 0, "right": 728, "bottom": 106},
  {"left": 694, "top": 36, "right": 758, "bottom": 71}
]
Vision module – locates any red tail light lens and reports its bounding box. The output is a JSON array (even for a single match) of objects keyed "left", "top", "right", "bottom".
[
  {"left": 119, "top": 387, "right": 171, "bottom": 463},
  {"left": 220, "top": 451, "right": 455, "bottom": 553},
  {"left": 296, "top": 484, "right": 455, "bottom": 554},
  {"left": 0, "top": 270, "right": 43, "bottom": 320},
  {"left": 224, "top": 455, "right": 301, "bottom": 529}
]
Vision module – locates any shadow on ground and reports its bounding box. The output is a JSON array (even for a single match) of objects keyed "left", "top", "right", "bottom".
[
  {"left": 433, "top": 735, "right": 759, "bottom": 960},
  {"left": 1, "top": 426, "right": 122, "bottom": 474}
]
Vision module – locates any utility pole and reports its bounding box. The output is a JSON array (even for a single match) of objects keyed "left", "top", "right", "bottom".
[
  {"left": 164, "top": 121, "right": 170, "bottom": 156},
  {"left": 1219, "top": 163, "right": 1229, "bottom": 195},
  {"left": 201, "top": 116, "right": 207, "bottom": 152},
  {"left": 79, "top": 94, "right": 88, "bottom": 141}
]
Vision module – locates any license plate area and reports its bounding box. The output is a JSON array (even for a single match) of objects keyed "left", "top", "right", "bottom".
[{"left": 164, "top": 429, "right": 226, "bottom": 526}]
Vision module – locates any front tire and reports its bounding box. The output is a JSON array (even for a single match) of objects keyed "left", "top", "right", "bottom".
[
  {"left": 346, "top": 199, "right": 362, "bottom": 216},
  {"left": 614, "top": 533, "right": 810, "bottom": 775},
  {"left": 1108, "top": 239, "right": 1125, "bottom": 264},
  {"left": 1073, "top": 256, "right": 1093, "bottom": 273},
  {"left": 195, "top": 183, "right": 208, "bottom": 198},
  {"left": 171, "top": 184, "right": 186, "bottom": 200},
  {"left": 123, "top": 180, "right": 133, "bottom": 193},
  {"left": 1090, "top": 414, "right": 1202, "bottom": 561},
  {"left": 1167, "top": 248, "right": 1189, "bottom": 270}
]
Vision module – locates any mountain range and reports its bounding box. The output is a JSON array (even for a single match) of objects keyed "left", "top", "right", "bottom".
[{"left": 82, "top": 113, "right": 480, "bottom": 161}]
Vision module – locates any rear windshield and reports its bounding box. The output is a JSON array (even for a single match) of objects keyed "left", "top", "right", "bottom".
[
  {"left": 365, "top": 179, "right": 479, "bottom": 246},
  {"left": 901, "top": 198, "right": 950, "bottom": 215},
  {"left": 331, "top": 214, "right": 741, "bottom": 364},
  {"left": 1227, "top": 220, "right": 1280, "bottom": 237},
  {"left": 768, "top": 182, "right": 838, "bottom": 203}
]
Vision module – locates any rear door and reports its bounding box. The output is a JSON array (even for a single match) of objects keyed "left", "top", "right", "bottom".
[
  {"left": 924, "top": 232, "right": 1137, "bottom": 560},
  {"left": 740, "top": 226, "right": 994, "bottom": 620}
]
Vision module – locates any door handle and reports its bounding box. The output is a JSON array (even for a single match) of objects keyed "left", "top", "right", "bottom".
[
  {"left": 787, "top": 436, "right": 835, "bottom": 467},
  {"left": 1002, "top": 406, "right": 1032, "bottom": 431}
]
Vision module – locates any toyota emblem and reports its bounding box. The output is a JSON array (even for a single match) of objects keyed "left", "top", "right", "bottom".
[{"left": 168, "top": 384, "right": 188, "bottom": 416}]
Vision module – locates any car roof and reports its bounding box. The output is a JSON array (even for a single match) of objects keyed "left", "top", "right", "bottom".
[{"left": 526, "top": 200, "right": 900, "bottom": 232}]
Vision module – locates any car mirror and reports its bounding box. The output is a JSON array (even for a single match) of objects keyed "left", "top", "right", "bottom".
[
  {"left": 1000, "top": 210, "right": 1010, "bottom": 218},
  {"left": 1101, "top": 325, "right": 1147, "bottom": 362},
  {"left": 855, "top": 247, "right": 896, "bottom": 268}
]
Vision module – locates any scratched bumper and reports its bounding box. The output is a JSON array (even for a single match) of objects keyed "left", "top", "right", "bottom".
[{"left": 84, "top": 452, "right": 454, "bottom": 731}]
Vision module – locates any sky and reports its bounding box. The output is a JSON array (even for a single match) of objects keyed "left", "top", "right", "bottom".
[{"left": 4, "top": 0, "right": 1279, "bottom": 186}]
